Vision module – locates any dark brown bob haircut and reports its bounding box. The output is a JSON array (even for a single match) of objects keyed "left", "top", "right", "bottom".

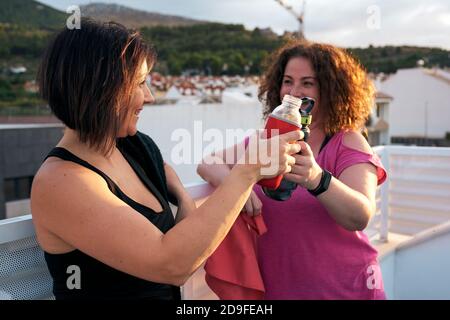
[
  {"left": 37, "top": 18, "right": 156, "bottom": 155},
  {"left": 259, "top": 40, "right": 375, "bottom": 136}
]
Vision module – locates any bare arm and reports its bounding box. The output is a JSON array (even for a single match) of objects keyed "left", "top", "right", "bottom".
[
  {"left": 317, "top": 162, "right": 377, "bottom": 231},
  {"left": 198, "top": 138, "right": 264, "bottom": 216},
  {"left": 197, "top": 138, "right": 245, "bottom": 186},
  {"left": 285, "top": 131, "right": 378, "bottom": 231},
  {"left": 32, "top": 130, "right": 302, "bottom": 286}
]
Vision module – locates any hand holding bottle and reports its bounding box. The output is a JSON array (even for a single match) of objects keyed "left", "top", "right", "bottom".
[{"left": 236, "top": 130, "right": 303, "bottom": 182}]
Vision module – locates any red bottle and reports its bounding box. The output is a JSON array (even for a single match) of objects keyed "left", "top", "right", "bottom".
[{"left": 257, "top": 95, "right": 303, "bottom": 189}]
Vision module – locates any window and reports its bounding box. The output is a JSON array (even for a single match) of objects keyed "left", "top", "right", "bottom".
[{"left": 4, "top": 176, "right": 34, "bottom": 202}]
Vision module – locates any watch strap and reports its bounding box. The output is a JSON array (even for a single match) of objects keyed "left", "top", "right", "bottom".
[{"left": 308, "top": 169, "right": 332, "bottom": 197}]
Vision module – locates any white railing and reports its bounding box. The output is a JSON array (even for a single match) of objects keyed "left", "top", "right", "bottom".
[
  {"left": 373, "top": 146, "right": 390, "bottom": 242},
  {"left": 372, "top": 146, "right": 450, "bottom": 241},
  {"left": 0, "top": 215, "right": 53, "bottom": 300},
  {"left": 0, "top": 215, "right": 36, "bottom": 245}
]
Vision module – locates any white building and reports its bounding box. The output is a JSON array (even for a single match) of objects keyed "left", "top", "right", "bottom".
[
  {"left": 375, "top": 68, "right": 450, "bottom": 140},
  {"left": 368, "top": 91, "right": 393, "bottom": 146}
]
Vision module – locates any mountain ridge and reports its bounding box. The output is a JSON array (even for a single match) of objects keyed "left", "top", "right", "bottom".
[{"left": 80, "top": 2, "right": 208, "bottom": 29}]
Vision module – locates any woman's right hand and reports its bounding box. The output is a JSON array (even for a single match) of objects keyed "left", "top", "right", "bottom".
[{"left": 237, "top": 130, "right": 303, "bottom": 181}]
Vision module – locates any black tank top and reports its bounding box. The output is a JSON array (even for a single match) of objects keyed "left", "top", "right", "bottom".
[{"left": 43, "top": 134, "right": 181, "bottom": 300}]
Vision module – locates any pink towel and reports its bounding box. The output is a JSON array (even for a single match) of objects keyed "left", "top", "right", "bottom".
[{"left": 204, "top": 213, "right": 267, "bottom": 300}]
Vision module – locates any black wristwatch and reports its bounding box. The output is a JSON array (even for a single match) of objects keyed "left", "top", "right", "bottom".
[{"left": 307, "top": 169, "right": 332, "bottom": 197}]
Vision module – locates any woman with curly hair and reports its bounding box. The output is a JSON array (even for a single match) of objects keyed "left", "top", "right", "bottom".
[{"left": 198, "top": 40, "right": 387, "bottom": 299}]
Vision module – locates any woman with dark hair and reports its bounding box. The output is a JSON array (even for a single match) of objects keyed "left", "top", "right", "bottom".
[
  {"left": 30, "top": 19, "right": 302, "bottom": 300},
  {"left": 198, "top": 40, "right": 387, "bottom": 299}
]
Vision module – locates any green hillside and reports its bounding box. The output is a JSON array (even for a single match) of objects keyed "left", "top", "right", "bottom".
[
  {"left": 0, "top": 0, "right": 449, "bottom": 109},
  {"left": 141, "top": 24, "right": 283, "bottom": 75},
  {"left": 348, "top": 45, "right": 450, "bottom": 74},
  {"left": 0, "top": 0, "right": 66, "bottom": 30}
]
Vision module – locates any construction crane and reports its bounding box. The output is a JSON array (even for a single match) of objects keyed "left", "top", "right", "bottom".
[{"left": 275, "top": 0, "right": 306, "bottom": 40}]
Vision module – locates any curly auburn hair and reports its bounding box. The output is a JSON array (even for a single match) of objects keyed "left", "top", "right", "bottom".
[{"left": 258, "top": 40, "right": 375, "bottom": 136}]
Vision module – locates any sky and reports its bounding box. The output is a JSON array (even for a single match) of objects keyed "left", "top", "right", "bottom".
[{"left": 39, "top": 0, "right": 450, "bottom": 49}]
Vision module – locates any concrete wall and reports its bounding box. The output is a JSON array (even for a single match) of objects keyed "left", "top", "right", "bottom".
[
  {"left": 380, "top": 223, "right": 450, "bottom": 300},
  {"left": 394, "top": 229, "right": 450, "bottom": 299},
  {"left": 6, "top": 199, "right": 31, "bottom": 220},
  {"left": 0, "top": 125, "right": 64, "bottom": 219},
  {"left": 379, "top": 251, "right": 395, "bottom": 300}
]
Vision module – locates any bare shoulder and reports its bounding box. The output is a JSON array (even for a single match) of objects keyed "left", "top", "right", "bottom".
[
  {"left": 31, "top": 158, "right": 108, "bottom": 223},
  {"left": 341, "top": 130, "right": 373, "bottom": 154},
  {"left": 33, "top": 157, "right": 101, "bottom": 190},
  {"left": 31, "top": 158, "right": 174, "bottom": 283},
  {"left": 31, "top": 158, "right": 110, "bottom": 252}
]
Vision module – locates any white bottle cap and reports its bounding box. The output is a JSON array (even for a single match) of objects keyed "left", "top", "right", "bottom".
[{"left": 282, "top": 95, "right": 302, "bottom": 108}]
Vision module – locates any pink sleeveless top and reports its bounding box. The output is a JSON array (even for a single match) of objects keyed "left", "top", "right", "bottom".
[{"left": 253, "top": 130, "right": 387, "bottom": 299}]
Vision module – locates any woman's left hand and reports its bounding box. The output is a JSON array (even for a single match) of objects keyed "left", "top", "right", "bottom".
[{"left": 284, "top": 141, "right": 323, "bottom": 190}]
